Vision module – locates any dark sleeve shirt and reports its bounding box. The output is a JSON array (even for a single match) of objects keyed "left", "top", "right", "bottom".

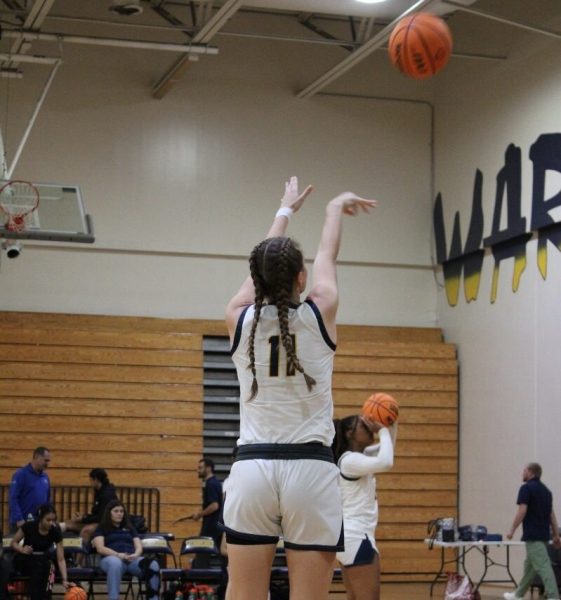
[
  {"left": 82, "top": 484, "right": 118, "bottom": 524},
  {"left": 517, "top": 478, "right": 553, "bottom": 541},
  {"left": 21, "top": 521, "right": 62, "bottom": 553},
  {"left": 92, "top": 525, "right": 138, "bottom": 554},
  {"left": 201, "top": 476, "right": 223, "bottom": 540}
]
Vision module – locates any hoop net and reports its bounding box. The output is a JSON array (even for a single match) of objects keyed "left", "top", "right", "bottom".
[{"left": 0, "top": 180, "right": 40, "bottom": 232}]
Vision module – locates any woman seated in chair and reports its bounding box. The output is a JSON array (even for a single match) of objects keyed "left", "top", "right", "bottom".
[
  {"left": 10, "top": 504, "right": 74, "bottom": 600},
  {"left": 92, "top": 499, "right": 160, "bottom": 600}
]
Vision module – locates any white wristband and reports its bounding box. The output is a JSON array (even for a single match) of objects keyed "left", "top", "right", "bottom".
[{"left": 275, "top": 207, "right": 293, "bottom": 219}]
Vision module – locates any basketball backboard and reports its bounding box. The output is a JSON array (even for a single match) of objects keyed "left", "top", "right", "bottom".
[{"left": 0, "top": 182, "right": 94, "bottom": 243}]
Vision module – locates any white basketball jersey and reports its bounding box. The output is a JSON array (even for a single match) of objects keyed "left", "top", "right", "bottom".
[
  {"left": 231, "top": 299, "right": 336, "bottom": 445},
  {"left": 337, "top": 428, "right": 395, "bottom": 536},
  {"left": 338, "top": 459, "right": 379, "bottom": 537}
]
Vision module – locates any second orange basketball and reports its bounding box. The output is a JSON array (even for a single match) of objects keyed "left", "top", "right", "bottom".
[
  {"left": 362, "top": 393, "right": 399, "bottom": 427},
  {"left": 388, "top": 12, "right": 453, "bottom": 80},
  {"left": 64, "top": 587, "right": 87, "bottom": 600}
]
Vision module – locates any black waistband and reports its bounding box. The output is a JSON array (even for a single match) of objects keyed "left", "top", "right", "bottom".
[{"left": 235, "top": 443, "right": 334, "bottom": 463}]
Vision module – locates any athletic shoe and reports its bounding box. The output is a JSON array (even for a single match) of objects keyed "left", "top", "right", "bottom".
[{"left": 503, "top": 593, "right": 522, "bottom": 600}]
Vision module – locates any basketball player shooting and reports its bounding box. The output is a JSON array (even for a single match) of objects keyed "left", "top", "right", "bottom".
[{"left": 223, "top": 176, "right": 377, "bottom": 600}]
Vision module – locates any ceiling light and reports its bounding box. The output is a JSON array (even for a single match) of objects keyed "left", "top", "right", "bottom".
[{"left": 109, "top": 0, "right": 143, "bottom": 16}]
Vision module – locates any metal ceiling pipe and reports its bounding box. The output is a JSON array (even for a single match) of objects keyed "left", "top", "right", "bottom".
[
  {"left": 152, "top": 0, "right": 241, "bottom": 98},
  {"left": 6, "top": 59, "right": 62, "bottom": 179},
  {"left": 0, "top": 52, "right": 59, "bottom": 65},
  {"left": 297, "top": 0, "right": 440, "bottom": 99},
  {"left": 442, "top": 0, "right": 561, "bottom": 39},
  {"left": 2, "top": 30, "right": 219, "bottom": 54}
]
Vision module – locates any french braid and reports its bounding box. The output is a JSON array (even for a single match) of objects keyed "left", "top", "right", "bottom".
[
  {"left": 276, "top": 238, "right": 316, "bottom": 391},
  {"left": 245, "top": 236, "right": 316, "bottom": 401},
  {"left": 247, "top": 240, "right": 268, "bottom": 400}
]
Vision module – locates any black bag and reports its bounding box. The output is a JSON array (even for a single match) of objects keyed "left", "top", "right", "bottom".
[
  {"left": 458, "top": 525, "right": 487, "bottom": 542},
  {"left": 129, "top": 514, "right": 148, "bottom": 533},
  {"left": 428, "top": 517, "right": 456, "bottom": 548}
]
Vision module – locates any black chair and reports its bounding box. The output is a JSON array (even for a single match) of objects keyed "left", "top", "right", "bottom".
[
  {"left": 140, "top": 534, "right": 177, "bottom": 568},
  {"left": 140, "top": 534, "right": 181, "bottom": 590},
  {"left": 179, "top": 536, "right": 226, "bottom": 594}
]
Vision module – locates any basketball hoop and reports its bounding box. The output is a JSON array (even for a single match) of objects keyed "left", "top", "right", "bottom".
[{"left": 0, "top": 180, "right": 40, "bottom": 233}]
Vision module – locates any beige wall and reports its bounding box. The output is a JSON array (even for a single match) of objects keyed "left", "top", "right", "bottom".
[
  {"left": 0, "top": 28, "right": 437, "bottom": 326},
  {"left": 434, "top": 16, "right": 561, "bottom": 578}
]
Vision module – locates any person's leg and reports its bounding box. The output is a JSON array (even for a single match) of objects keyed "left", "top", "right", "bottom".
[
  {"left": 340, "top": 555, "right": 381, "bottom": 600},
  {"left": 19, "top": 555, "right": 51, "bottom": 600},
  {"left": 285, "top": 549, "right": 335, "bottom": 600},
  {"left": 74, "top": 523, "right": 97, "bottom": 566},
  {"left": 127, "top": 557, "right": 160, "bottom": 600},
  {"left": 100, "top": 556, "right": 127, "bottom": 600},
  {"left": 61, "top": 519, "right": 85, "bottom": 534},
  {"left": 0, "top": 557, "right": 9, "bottom": 600},
  {"left": 527, "top": 542, "right": 560, "bottom": 599},
  {"left": 80, "top": 523, "right": 97, "bottom": 544},
  {"left": 227, "top": 543, "right": 276, "bottom": 600},
  {"left": 513, "top": 547, "right": 537, "bottom": 597}
]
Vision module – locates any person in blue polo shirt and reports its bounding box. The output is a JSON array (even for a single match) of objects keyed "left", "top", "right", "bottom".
[
  {"left": 92, "top": 499, "right": 160, "bottom": 600},
  {"left": 504, "top": 462, "right": 561, "bottom": 600},
  {"left": 8, "top": 447, "right": 51, "bottom": 531}
]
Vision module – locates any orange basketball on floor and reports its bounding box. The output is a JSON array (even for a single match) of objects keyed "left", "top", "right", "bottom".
[
  {"left": 65, "top": 587, "right": 87, "bottom": 600},
  {"left": 362, "top": 393, "right": 399, "bottom": 427},
  {"left": 388, "top": 13, "right": 453, "bottom": 79}
]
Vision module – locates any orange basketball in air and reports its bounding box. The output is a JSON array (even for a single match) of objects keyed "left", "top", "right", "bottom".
[
  {"left": 388, "top": 13, "right": 453, "bottom": 79},
  {"left": 65, "top": 587, "right": 87, "bottom": 600},
  {"left": 362, "top": 393, "right": 399, "bottom": 427}
]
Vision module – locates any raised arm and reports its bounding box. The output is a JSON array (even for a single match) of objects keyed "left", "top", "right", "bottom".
[
  {"left": 308, "top": 192, "right": 377, "bottom": 340},
  {"left": 339, "top": 427, "right": 394, "bottom": 479},
  {"left": 225, "top": 176, "right": 313, "bottom": 339}
]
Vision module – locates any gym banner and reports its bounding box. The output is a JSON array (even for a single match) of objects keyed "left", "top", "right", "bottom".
[{"left": 433, "top": 133, "right": 561, "bottom": 306}]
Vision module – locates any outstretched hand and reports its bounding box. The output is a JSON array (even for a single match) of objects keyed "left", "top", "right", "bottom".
[
  {"left": 330, "top": 191, "right": 377, "bottom": 215},
  {"left": 280, "top": 176, "right": 314, "bottom": 213}
]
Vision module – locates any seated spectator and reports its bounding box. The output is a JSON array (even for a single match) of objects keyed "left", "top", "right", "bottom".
[
  {"left": 92, "top": 500, "right": 160, "bottom": 600},
  {"left": 0, "top": 527, "right": 10, "bottom": 600},
  {"left": 11, "top": 504, "right": 74, "bottom": 600},
  {"left": 61, "top": 468, "right": 118, "bottom": 545}
]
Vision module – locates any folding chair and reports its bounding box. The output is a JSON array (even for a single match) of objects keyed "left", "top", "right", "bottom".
[
  {"left": 140, "top": 534, "right": 181, "bottom": 589},
  {"left": 179, "top": 536, "right": 226, "bottom": 594},
  {"left": 61, "top": 535, "right": 97, "bottom": 595},
  {"left": 140, "top": 534, "right": 177, "bottom": 568}
]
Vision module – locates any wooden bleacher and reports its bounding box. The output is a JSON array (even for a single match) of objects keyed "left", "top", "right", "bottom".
[{"left": 0, "top": 312, "right": 457, "bottom": 582}]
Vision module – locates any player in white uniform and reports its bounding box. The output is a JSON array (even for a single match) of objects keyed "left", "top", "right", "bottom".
[
  {"left": 224, "top": 176, "right": 377, "bottom": 600},
  {"left": 332, "top": 415, "right": 397, "bottom": 600}
]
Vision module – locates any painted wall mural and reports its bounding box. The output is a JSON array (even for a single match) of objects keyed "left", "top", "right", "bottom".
[{"left": 433, "top": 133, "right": 561, "bottom": 306}]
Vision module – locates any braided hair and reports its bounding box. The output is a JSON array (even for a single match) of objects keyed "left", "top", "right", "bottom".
[
  {"left": 246, "top": 236, "right": 316, "bottom": 401},
  {"left": 332, "top": 415, "right": 360, "bottom": 463}
]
